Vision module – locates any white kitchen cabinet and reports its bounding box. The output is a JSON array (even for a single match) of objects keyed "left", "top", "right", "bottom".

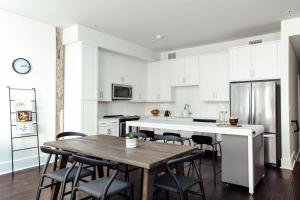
[
  {"left": 147, "top": 61, "right": 173, "bottom": 102},
  {"left": 229, "top": 40, "right": 280, "bottom": 81},
  {"left": 184, "top": 56, "right": 199, "bottom": 85},
  {"left": 98, "top": 50, "right": 112, "bottom": 101},
  {"left": 98, "top": 119, "right": 119, "bottom": 137},
  {"left": 170, "top": 56, "right": 199, "bottom": 86},
  {"left": 98, "top": 50, "right": 147, "bottom": 102},
  {"left": 131, "top": 60, "right": 147, "bottom": 101},
  {"left": 251, "top": 41, "right": 279, "bottom": 79},
  {"left": 229, "top": 45, "right": 251, "bottom": 81},
  {"left": 199, "top": 51, "right": 229, "bottom": 101},
  {"left": 64, "top": 42, "right": 98, "bottom": 134},
  {"left": 170, "top": 58, "right": 185, "bottom": 86}
]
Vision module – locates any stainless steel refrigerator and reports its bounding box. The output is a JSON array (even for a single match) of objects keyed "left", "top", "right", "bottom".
[{"left": 230, "top": 80, "right": 281, "bottom": 166}]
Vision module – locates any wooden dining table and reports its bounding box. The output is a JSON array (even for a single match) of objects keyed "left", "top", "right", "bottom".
[{"left": 44, "top": 135, "right": 196, "bottom": 200}]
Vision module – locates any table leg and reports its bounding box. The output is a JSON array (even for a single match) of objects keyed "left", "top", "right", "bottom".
[
  {"left": 51, "top": 155, "right": 68, "bottom": 200},
  {"left": 175, "top": 162, "right": 185, "bottom": 175},
  {"left": 142, "top": 168, "right": 156, "bottom": 200}
]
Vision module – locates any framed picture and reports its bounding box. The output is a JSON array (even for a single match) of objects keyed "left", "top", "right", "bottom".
[
  {"left": 15, "top": 122, "right": 34, "bottom": 135},
  {"left": 16, "top": 111, "right": 32, "bottom": 122}
]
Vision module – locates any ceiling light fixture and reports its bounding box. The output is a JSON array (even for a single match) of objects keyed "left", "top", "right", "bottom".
[{"left": 156, "top": 34, "right": 164, "bottom": 40}]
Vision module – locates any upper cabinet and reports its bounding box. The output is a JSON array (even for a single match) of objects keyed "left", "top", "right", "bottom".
[
  {"left": 98, "top": 50, "right": 147, "bottom": 102},
  {"left": 170, "top": 56, "right": 199, "bottom": 86},
  {"left": 229, "top": 40, "right": 280, "bottom": 81},
  {"left": 199, "top": 51, "right": 229, "bottom": 101},
  {"left": 147, "top": 61, "right": 173, "bottom": 102}
]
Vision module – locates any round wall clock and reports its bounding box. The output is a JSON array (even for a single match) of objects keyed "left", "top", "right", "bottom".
[{"left": 12, "top": 58, "right": 31, "bottom": 74}]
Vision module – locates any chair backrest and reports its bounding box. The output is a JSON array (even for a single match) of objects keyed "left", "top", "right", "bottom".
[
  {"left": 72, "top": 154, "right": 119, "bottom": 199},
  {"left": 72, "top": 154, "right": 118, "bottom": 170},
  {"left": 165, "top": 150, "right": 205, "bottom": 199},
  {"left": 191, "top": 135, "right": 213, "bottom": 145},
  {"left": 139, "top": 130, "right": 155, "bottom": 138},
  {"left": 40, "top": 146, "right": 73, "bottom": 175},
  {"left": 163, "top": 132, "right": 181, "bottom": 137},
  {"left": 133, "top": 132, "right": 147, "bottom": 140},
  {"left": 40, "top": 146, "right": 72, "bottom": 157},
  {"left": 56, "top": 132, "right": 87, "bottom": 140},
  {"left": 162, "top": 132, "right": 183, "bottom": 145}
]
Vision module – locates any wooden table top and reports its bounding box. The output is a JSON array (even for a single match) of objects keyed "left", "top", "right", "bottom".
[{"left": 44, "top": 135, "right": 196, "bottom": 169}]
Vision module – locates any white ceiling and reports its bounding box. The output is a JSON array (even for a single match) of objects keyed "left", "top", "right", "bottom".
[{"left": 0, "top": 0, "right": 300, "bottom": 51}]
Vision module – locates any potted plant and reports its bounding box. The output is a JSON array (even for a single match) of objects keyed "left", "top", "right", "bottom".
[{"left": 126, "top": 132, "right": 137, "bottom": 148}]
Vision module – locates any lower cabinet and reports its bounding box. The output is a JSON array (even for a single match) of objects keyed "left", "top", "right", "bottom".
[{"left": 98, "top": 119, "right": 119, "bottom": 137}]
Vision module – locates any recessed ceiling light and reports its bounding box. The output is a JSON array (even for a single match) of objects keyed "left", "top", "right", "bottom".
[{"left": 156, "top": 34, "right": 164, "bottom": 40}]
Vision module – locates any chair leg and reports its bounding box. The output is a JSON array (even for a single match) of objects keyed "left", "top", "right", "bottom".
[
  {"left": 218, "top": 142, "right": 222, "bottom": 157},
  {"left": 35, "top": 174, "right": 46, "bottom": 200},
  {"left": 165, "top": 191, "right": 169, "bottom": 200},
  {"left": 125, "top": 165, "right": 129, "bottom": 182},
  {"left": 107, "top": 166, "right": 110, "bottom": 176},
  {"left": 130, "top": 184, "right": 134, "bottom": 200},
  {"left": 70, "top": 188, "right": 77, "bottom": 200},
  {"left": 183, "top": 192, "right": 189, "bottom": 200},
  {"left": 212, "top": 145, "right": 216, "bottom": 186},
  {"left": 58, "top": 179, "right": 68, "bottom": 200}
]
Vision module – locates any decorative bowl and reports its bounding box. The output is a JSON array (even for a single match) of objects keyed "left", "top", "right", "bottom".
[{"left": 229, "top": 117, "right": 238, "bottom": 125}]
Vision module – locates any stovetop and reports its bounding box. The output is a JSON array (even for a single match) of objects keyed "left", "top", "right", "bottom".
[{"left": 103, "top": 115, "right": 140, "bottom": 121}]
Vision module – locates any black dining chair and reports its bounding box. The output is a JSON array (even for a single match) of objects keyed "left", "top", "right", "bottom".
[
  {"left": 163, "top": 132, "right": 191, "bottom": 146},
  {"left": 53, "top": 132, "right": 99, "bottom": 182},
  {"left": 139, "top": 129, "right": 155, "bottom": 141},
  {"left": 36, "top": 146, "right": 95, "bottom": 200},
  {"left": 53, "top": 132, "right": 88, "bottom": 169},
  {"left": 71, "top": 154, "right": 134, "bottom": 200},
  {"left": 154, "top": 150, "right": 206, "bottom": 200}
]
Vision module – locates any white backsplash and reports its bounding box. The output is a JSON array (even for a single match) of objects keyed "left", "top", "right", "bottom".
[
  {"left": 144, "top": 86, "right": 229, "bottom": 119},
  {"left": 98, "top": 101, "right": 146, "bottom": 117},
  {"left": 98, "top": 86, "right": 229, "bottom": 119}
]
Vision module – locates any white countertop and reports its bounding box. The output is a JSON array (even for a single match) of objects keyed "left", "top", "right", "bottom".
[{"left": 126, "top": 118, "right": 264, "bottom": 137}]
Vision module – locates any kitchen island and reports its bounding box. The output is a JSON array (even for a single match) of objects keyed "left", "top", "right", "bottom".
[{"left": 126, "top": 118, "right": 264, "bottom": 195}]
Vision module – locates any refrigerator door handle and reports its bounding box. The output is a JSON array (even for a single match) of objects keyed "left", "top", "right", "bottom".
[
  {"left": 249, "top": 86, "right": 252, "bottom": 124},
  {"left": 252, "top": 88, "right": 255, "bottom": 125}
]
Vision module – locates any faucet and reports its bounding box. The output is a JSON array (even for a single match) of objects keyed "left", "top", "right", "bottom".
[{"left": 184, "top": 104, "right": 192, "bottom": 117}]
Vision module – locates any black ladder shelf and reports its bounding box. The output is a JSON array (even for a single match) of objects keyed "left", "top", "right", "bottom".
[{"left": 8, "top": 87, "right": 41, "bottom": 178}]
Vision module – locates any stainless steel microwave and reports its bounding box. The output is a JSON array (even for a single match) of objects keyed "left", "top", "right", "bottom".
[{"left": 112, "top": 84, "right": 132, "bottom": 100}]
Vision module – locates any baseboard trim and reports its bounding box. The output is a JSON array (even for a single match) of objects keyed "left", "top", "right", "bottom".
[
  {"left": 281, "top": 150, "right": 299, "bottom": 170},
  {"left": 0, "top": 155, "right": 48, "bottom": 175}
]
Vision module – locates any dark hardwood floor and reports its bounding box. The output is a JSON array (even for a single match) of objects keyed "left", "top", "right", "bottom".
[{"left": 0, "top": 158, "right": 299, "bottom": 200}]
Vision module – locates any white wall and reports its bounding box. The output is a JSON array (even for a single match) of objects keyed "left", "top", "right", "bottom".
[
  {"left": 0, "top": 10, "right": 56, "bottom": 174},
  {"left": 288, "top": 41, "right": 300, "bottom": 162},
  {"left": 161, "top": 32, "right": 280, "bottom": 60},
  {"left": 280, "top": 17, "right": 300, "bottom": 169}
]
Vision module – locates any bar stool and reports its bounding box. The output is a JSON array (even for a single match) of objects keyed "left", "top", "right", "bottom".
[{"left": 191, "top": 134, "right": 222, "bottom": 186}]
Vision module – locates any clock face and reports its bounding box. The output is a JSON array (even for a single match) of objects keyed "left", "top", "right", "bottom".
[{"left": 12, "top": 58, "right": 31, "bottom": 74}]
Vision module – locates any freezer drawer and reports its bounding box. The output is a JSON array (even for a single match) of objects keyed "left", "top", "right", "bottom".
[{"left": 264, "top": 134, "right": 277, "bottom": 165}]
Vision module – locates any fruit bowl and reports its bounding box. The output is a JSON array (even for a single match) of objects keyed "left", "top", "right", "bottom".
[
  {"left": 229, "top": 117, "right": 238, "bottom": 125},
  {"left": 151, "top": 109, "right": 160, "bottom": 116}
]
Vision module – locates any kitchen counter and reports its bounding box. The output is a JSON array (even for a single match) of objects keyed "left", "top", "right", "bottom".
[
  {"left": 128, "top": 118, "right": 263, "bottom": 137},
  {"left": 126, "top": 119, "right": 264, "bottom": 195}
]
